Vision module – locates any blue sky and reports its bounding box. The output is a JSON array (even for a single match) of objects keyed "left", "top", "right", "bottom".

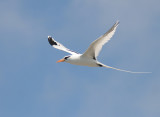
[{"left": 0, "top": 0, "right": 160, "bottom": 117}]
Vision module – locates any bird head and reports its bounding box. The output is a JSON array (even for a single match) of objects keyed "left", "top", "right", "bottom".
[{"left": 56, "top": 56, "right": 70, "bottom": 63}]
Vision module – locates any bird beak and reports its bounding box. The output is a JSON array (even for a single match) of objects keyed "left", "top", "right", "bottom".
[{"left": 56, "top": 58, "right": 65, "bottom": 63}]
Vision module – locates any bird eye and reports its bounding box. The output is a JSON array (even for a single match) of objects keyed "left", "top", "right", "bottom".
[{"left": 64, "top": 56, "right": 70, "bottom": 60}]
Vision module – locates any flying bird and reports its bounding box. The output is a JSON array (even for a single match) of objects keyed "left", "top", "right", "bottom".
[{"left": 48, "top": 21, "right": 151, "bottom": 73}]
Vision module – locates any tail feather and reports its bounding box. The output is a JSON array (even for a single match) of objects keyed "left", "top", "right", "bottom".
[{"left": 102, "top": 64, "right": 151, "bottom": 74}]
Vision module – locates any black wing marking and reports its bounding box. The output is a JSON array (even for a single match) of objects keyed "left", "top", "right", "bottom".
[{"left": 48, "top": 36, "right": 79, "bottom": 55}]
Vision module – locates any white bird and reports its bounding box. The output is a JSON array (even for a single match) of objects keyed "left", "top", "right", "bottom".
[{"left": 48, "top": 21, "right": 151, "bottom": 73}]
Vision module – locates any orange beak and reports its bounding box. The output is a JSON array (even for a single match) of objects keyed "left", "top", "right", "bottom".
[{"left": 56, "top": 58, "right": 65, "bottom": 63}]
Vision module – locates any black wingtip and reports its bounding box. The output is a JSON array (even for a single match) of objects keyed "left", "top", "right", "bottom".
[
  {"left": 48, "top": 36, "right": 57, "bottom": 46},
  {"left": 48, "top": 36, "right": 52, "bottom": 39}
]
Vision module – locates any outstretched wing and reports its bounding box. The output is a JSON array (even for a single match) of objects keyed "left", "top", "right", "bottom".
[
  {"left": 82, "top": 21, "right": 119, "bottom": 59},
  {"left": 48, "top": 36, "right": 79, "bottom": 55}
]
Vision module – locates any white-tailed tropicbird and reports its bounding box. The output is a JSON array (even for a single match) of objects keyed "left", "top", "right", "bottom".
[{"left": 48, "top": 21, "right": 151, "bottom": 73}]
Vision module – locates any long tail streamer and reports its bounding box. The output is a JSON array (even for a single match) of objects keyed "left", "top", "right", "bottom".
[{"left": 103, "top": 64, "right": 151, "bottom": 74}]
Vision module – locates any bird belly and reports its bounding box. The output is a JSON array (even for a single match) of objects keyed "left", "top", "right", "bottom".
[{"left": 67, "top": 57, "right": 98, "bottom": 67}]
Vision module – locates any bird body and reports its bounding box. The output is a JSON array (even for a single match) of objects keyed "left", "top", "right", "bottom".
[
  {"left": 48, "top": 21, "right": 151, "bottom": 73},
  {"left": 64, "top": 54, "right": 101, "bottom": 67}
]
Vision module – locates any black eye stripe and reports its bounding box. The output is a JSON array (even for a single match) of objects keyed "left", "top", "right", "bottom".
[{"left": 64, "top": 56, "right": 70, "bottom": 59}]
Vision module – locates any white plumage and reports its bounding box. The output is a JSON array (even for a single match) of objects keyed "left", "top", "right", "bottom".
[
  {"left": 48, "top": 21, "right": 151, "bottom": 73},
  {"left": 82, "top": 21, "right": 119, "bottom": 59}
]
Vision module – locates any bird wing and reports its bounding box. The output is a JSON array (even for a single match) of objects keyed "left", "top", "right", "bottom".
[
  {"left": 48, "top": 36, "right": 79, "bottom": 55},
  {"left": 82, "top": 21, "right": 119, "bottom": 59}
]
